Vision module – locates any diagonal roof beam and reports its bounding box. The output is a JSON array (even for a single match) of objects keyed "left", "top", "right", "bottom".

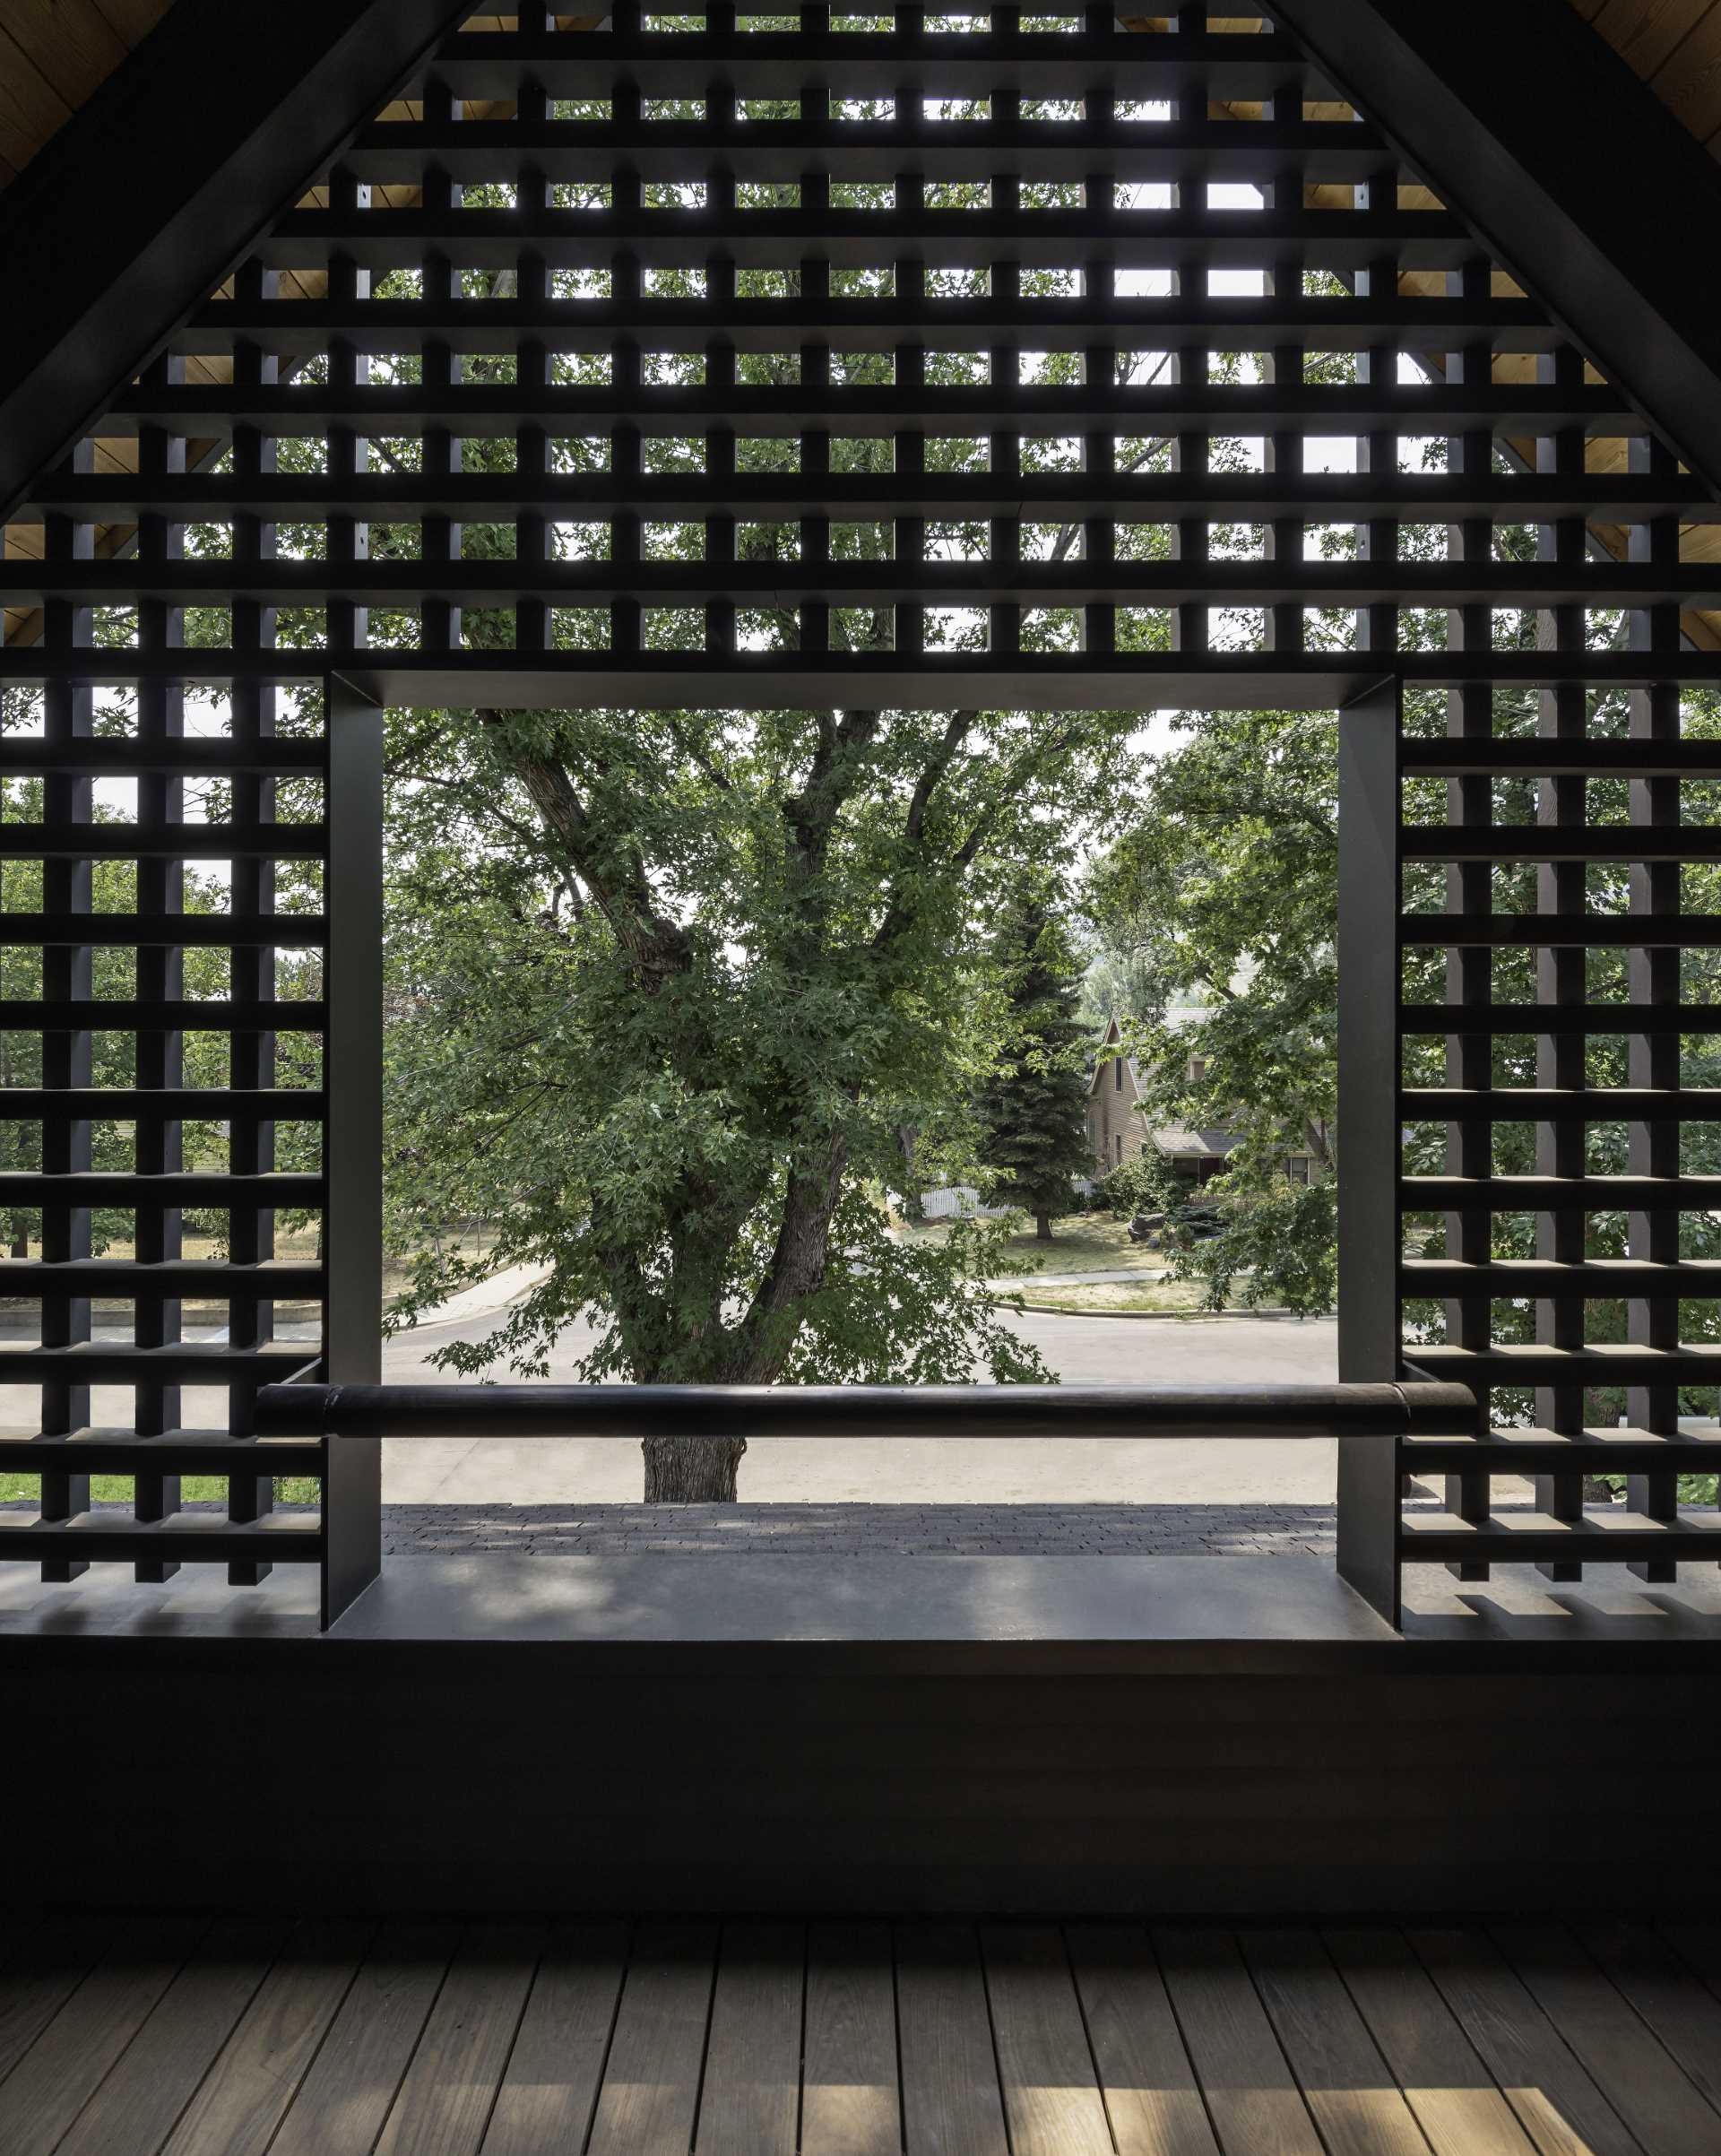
[
  {"left": 1269, "top": 0, "right": 1721, "bottom": 502},
  {"left": 0, "top": 0, "right": 478, "bottom": 520}
]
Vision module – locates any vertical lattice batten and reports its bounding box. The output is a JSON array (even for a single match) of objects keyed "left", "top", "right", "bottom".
[
  {"left": 132, "top": 370, "right": 187, "bottom": 1580},
  {"left": 36, "top": 508, "right": 95, "bottom": 1580},
  {"left": 1626, "top": 462, "right": 1683, "bottom": 1579}
]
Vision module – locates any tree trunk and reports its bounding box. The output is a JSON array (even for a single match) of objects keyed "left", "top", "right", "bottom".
[
  {"left": 643, "top": 1433, "right": 748, "bottom": 1502},
  {"left": 1035, "top": 1212, "right": 1053, "bottom": 1242}
]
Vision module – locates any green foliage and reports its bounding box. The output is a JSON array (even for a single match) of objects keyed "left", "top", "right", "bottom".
[
  {"left": 1087, "top": 706, "right": 1339, "bottom": 1309},
  {"left": 1094, "top": 1154, "right": 1180, "bottom": 1220},
  {"left": 384, "top": 698, "right": 1138, "bottom": 1390},
  {"left": 973, "top": 905, "right": 1094, "bottom": 1236}
]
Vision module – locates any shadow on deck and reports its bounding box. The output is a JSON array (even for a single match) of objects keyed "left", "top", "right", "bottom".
[{"left": 3, "top": 1915, "right": 1720, "bottom": 2154}]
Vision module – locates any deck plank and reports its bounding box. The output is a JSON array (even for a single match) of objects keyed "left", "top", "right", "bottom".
[
  {"left": 800, "top": 1921, "right": 899, "bottom": 2156},
  {"left": 1492, "top": 1924, "right": 1721, "bottom": 2156},
  {"left": 981, "top": 1924, "right": 1112, "bottom": 2156},
  {"left": 1409, "top": 1927, "right": 1646, "bottom": 2156},
  {"left": 1154, "top": 1927, "right": 1325, "bottom": 2156},
  {"left": 695, "top": 1922, "right": 804, "bottom": 2156},
  {"left": 585, "top": 1920, "right": 717, "bottom": 2156},
  {"left": 53, "top": 1919, "right": 288, "bottom": 2156},
  {"left": 1066, "top": 1924, "right": 1219, "bottom": 2156},
  {"left": 478, "top": 1920, "right": 629, "bottom": 2156},
  {"left": 1577, "top": 1921, "right": 1721, "bottom": 2122},
  {"left": 1323, "top": 1927, "right": 1537, "bottom": 2156},
  {"left": 0, "top": 1918, "right": 115, "bottom": 2085},
  {"left": 0, "top": 1919, "right": 205, "bottom": 2156},
  {"left": 374, "top": 1923, "right": 542, "bottom": 2156},
  {"left": 1241, "top": 1928, "right": 1428, "bottom": 2156},
  {"left": 160, "top": 1921, "right": 373, "bottom": 2156},
  {"left": 269, "top": 1921, "right": 461, "bottom": 2156},
  {"left": 895, "top": 1922, "right": 1010, "bottom": 2156},
  {"left": 1656, "top": 1918, "right": 1721, "bottom": 2004}
]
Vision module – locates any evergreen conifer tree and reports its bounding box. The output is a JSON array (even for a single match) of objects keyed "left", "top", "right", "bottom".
[{"left": 976, "top": 905, "right": 1096, "bottom": 1242}]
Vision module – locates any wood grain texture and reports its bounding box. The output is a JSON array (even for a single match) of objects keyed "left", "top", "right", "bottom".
[
  {"left": 1066, "top": 1924, "right": 1219, "bottom": 2156},
  {"left": 1492, "top": 1925, "right": 1721, "bottom": 2156},
  {"left": 896, "top": 1923, "right": 1010, "bottom": 2156},
  {"left": 1588, "top": 0, "right": 1716, "bottom": 75},
  {"left": 0, "top": 23, "right": 72, "bottom": 173},
  {"left": 800, "top": 1922, "right": 900, "bottom": 2156},
  {"left": 0, "top": 1920, "right": 204, "bottom": 2156},
  {"left": 1241, "top": 1928, "right": 1429, "bottom": 2156},
  {"left": 981, "top": 1925, "right": 1112, "bottom": 2156},
  {"left": 1409, "top": 1928, "right": 1647, "bottom": 2156},
  {"left": 584, "top": 1920, "right": 716, "bottom": 2156},
  {"left": 373, "top": 1924, "right": 542, "bottom": 2156},
  {"left": 52, "top": 1921, "right": 287, "bottom": 2156},
  {"left": 159, "top": 1921, "right": 372, "bottom": 2156},
  {"left": 0, "top": 0, "right": 126, "bottom": 108},
  {"left": 478, "top": 1921, "right": 628, "bottom": 2156},
  {"left": 0, "top": 1920, "right": 113, "bottom": 2084},
  {"left": 1322, "top": 1928, "right": 1536, "bottom": 2156},
  {"left": 1155, "top": 1927, "right": 1325, "bottom": 2156},
  {"left": 1659, "top": 1918, "right": 1721, "bottom": 2001},
  {"left": 268, "top": 1923, "right": 460, "bottom": 2156},
  {"left": 1647, "top": 5, "right": 1721, "bottom": 135},
  {"left": 695, "top": 1922, "right": 805, "bottom": 2156},
  {"left": 1576, "top": 1921, "right": 1721, "bottom": 2120}
]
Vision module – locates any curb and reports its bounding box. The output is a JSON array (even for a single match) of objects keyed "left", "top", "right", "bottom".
[{"left": 994, "top": 1297, "right": 1306, "bottom": 1322}]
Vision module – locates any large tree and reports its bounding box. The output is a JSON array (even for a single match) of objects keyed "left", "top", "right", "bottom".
[
  {"left": 384, "top": 699, "right": 1137, "bottom": 1497},
  {"left": 974, "top": 903, "right": 1094, "bottom": 1241}
]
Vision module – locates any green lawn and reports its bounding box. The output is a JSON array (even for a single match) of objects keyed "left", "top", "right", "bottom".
[
  {"left": 894, "top": 1208, "right": 1166, "bottom": 1276},
  {"left": 1003, "top": 1277, "right": 1224, "bottom": 1315},
  {"left": 0, "top": 1474, "right": 320, "bottom": 1507}
]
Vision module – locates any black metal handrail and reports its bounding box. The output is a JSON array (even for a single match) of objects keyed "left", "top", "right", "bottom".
[
  {"left": 255, "top": 1377, "right": 1478, "bottom": 1629},
  {"left": 255, "top": 1378, "right": 1475, "bottom": 1442}
]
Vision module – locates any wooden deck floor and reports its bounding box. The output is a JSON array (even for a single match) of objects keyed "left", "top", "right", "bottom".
[{"left": 3, "top": 1918, "right": 1721, "bottom": 2155}]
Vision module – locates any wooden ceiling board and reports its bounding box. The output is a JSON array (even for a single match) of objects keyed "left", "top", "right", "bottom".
[
  {"left": 0, "top": 0, "right": 168, "bottom": 184},
  {"left": 1647, "top": 6, "right": 1721, "bottom": 134},
  {"left": 0, "top": 23, "right": 73, "bottom": 173},
  {"left": 0, "top": 0, "right": 128, "bottom": 109},
  {"left": 85, "top": 0, "right": 172, "bottom": 39},
  {"left": 1587, "top": 0, "right": 1715, "bottom": 75}
]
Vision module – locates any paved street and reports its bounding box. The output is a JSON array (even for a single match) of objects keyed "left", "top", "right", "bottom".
[{"left": 377, "top": 1302, "right": 1346, "bottom": 1505}]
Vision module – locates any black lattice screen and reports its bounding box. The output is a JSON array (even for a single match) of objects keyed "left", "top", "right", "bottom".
[{"left": 2, "top": 1, "right": 1718, "bottom": 1604}]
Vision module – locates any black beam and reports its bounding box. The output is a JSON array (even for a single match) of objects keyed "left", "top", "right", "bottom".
[
  {"left": 1267, "top": 0, "right": 1721, "bottom": 500},
  {"left": 0, "top": 0, "right": 479, "bottom": 519}
]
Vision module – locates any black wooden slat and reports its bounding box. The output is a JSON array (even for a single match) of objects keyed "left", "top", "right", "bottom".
[
  {"left": 158, "top": 1921, "right": 373, "bottom": 2156},
  {"left": 51, "top": 1922, "right": 290, "bottom": 2156},
  {"left": 1152, "top": 1927, "right": 1325, "bottom": 2156},
  {"left": 0, "top": 1921, "right": 208, "bottom": 2156},
  {"left": 980, "top": 1925, "right": 1112, "bottom": 2156},
  {"left": 267, "top": 1923, "right": 462, "bottom": 2156},
  {"left": 1321, "top": 1929, "right": 1536, "bottom": 2156},
  {"left": 800, "top": 1922, "right": 900, "bottom": 2156},
  {"left": 1065, "top": 1925, "right": 1217, "bottom": 2156},
  {"left": 478, "top": 1921, "right": 629, "bottom": 2156},
  {"left": 584, "top": 1922, "right": 717, "bottom": 2156},
  {"left": 1490, "top": 1927, "right": 1721, "bottom": 2156},
  {"left": 694, "top": 1922, "right": 804, "bottom": 2156},
  {"left": 0, "top": 1921, "right": 117, "bottom": 2086},
  {"left": 1574, "top": 1922, "right": 1721, "bottom": 2124},
  {"left": 895, "top": 1922, "right": 1010, "bottom": 2156},
  {"left": 1239, "top": 1929, "right": 1428, "bottom": 2156},
  {"left": 1408, "top": 1928, "right": 1647, "bottom": 2156},
  {"left": 373, "top": 1924, "right": 542, "bottom": 2156}
]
